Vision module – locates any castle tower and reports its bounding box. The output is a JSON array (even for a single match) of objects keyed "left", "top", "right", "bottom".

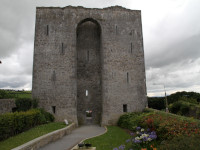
[{"left": 32, "top": 6, "right": 147, "bottom": 125}]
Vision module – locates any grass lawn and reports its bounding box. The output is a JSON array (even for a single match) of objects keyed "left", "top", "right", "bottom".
[
  {"left": 84, "top": 126, "right": 132, "bottom": 150},
  {"left": 0, "top": 122, "right": 67, "bottom": 150},
  {"left": 8, "top": 91, "right": 32, "bottom": 99}
]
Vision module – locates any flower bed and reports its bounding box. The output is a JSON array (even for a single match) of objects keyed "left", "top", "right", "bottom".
[{"left": 117, "top": 108, "right": 200, "bottom": 149}]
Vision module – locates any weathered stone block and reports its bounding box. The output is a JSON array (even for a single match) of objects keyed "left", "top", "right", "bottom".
[{"left": 32, "top": 6, "right": 147, "bottom": 125}]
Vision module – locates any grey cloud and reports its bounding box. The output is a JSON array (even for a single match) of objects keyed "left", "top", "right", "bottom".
[
  {"left": 145, "top": 34, "right": 200, "bottom": 69},
  {"left": 0, "top": 0, "right": 35, "bottom": 58}
]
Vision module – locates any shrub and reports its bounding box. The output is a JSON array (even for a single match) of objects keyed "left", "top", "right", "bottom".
[
  {"left": 31, "top": 98, "right": 38, "bottom": 108},
  {"left": 0, "top": 90, "right": 15, "bottom": 99},
  {"left": 139, "top": 112, "right": 200, "bottom": 141},
  {"left": 38, "top": 108, "right": 55, "bottom": 122},
  {"left": 0, "top": 109, "right": 54, "bottom": 141},
  {"left": 15, "top": 98, "right": 32, "bottom": 111},
  {"left": 169, "top": 101, "right": 182, "bottom": 114},
  {"left": 159, "top": 135, "right": 200, "bottom": 150},
  {"left": 117, "top": 111, "right": 153, "bottom": 131},
  {"left": 15, "top": 98, "right": 39, "bottom": 112},
  {"left": 148, "top": 97, "right": 165, "bottom": 110}
]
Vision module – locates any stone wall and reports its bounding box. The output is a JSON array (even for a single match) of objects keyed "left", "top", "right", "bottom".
[
  {"left": 32, "top": 6, "right": 147, "bottom": 125},
  {"left": 0, "top": 99, "right": 15, "bottom": 114}
]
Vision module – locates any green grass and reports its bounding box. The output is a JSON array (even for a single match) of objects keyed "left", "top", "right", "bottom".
[
  {"left": 84, "top": 126, "right": 131, "bottom": 150},
  {"left": 8, "top": 91, "right": 32, "bottom": 99},
  {"left": 0, "top": 122, "right": 67, "bottom": 150}
]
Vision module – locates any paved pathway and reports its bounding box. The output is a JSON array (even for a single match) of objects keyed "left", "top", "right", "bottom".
[{"left": 39, "top": 125, "right": 106, "bottom": 150}]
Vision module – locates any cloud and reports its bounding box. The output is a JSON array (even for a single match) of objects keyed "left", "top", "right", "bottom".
[
  {"left": 0, "top": 0, "right": 200, "bottom": 96},
  {"left": 0, "top": 0, "right": 35, "bottom": 58}
]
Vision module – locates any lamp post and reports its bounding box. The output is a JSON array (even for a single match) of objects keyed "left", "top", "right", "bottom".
[
  {"left": 152, "top": 83, "right": 169, "bottom": 112},
  {"left": 164, "top": 85, "right": 169, "bottom": 113}
]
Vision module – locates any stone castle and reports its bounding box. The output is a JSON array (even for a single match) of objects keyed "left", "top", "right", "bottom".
[{"left": 32, "top": 6, "right": 147, "bottom": 125}]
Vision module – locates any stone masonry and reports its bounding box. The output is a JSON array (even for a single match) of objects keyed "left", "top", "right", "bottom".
[
  {"left": 0, "top": 99, "right": 15, "bottom": 114},
  {"left": 32, "top": 6, "right": 147, "bottom": 125}
]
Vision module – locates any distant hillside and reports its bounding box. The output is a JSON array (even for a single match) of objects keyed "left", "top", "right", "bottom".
[
  {"left": 148, "top": 91, "right": 200, "bottom": 110},
  {"left": 0, "top": 89, "right": 32, "bottom": 99}
]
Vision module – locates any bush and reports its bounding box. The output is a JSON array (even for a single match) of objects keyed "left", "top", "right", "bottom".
[
  {"left": 15, "top": 98, "right": 39, "bottom": 112},
  {"left": 169, "top": 101, "right": 182, "bottom": 114},
  {"left": 169, "top": 101, "right": 200, "bottom": 117},
  {"left": 139, "top": 111, "right": 200, "bottom": 141},
  {"left": 148, "top": 97, "right": 165, "bottom": 110},
  {"left": 38, "top": 108, "right": 55, "bottom": 122},
  {"left": 117, "top": 111, "right": 153, "bottom": 131},
  {"left": 159, "top": 135, "right": 200, "bottom": 150},
  {"left": 0, "top": 90, "right": 15, "bottom": 99},
  {"left": 15, "top": 98, "right": 32, "bottom": 111},
  {"left": 118, "top": 109, "right": 200, "bottom": 141},
  {"left": 0, "top": 109, "right": 54, "bottom": 141}
]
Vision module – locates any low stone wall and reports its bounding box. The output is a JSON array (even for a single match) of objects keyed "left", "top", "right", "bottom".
[
  {"left": 0, "top": 99, "right": 15, "bottom": 114},
  {"left": 12, "top": 123, "right": 76, "bottom": 150}
]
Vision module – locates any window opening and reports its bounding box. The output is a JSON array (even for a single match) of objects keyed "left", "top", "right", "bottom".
[
  {"left": 86, "top": 90, "right": 88, "bottom": 96},
  {"left": 127, "top": 72, "right": 129, "bottom": 83},
  {"left": 46, "top": 25, "right": 49, "bottom": 36},
  {"left": 61, "top": 43, "right": 64, "bottom": 55},
  {"left": 86, "top": 110, "right": 92, "bottom": 118},
  {"left": 115, "top": 25, "right": 118, "bottom": 34},
  {"left": 52, "top": 71, "right": 56, "bottom": 82},
  {"left": 87, "top": 51, "right": 89, "bottom": 61},
  {"left": 52, "top": 106, "right": 56, "bottom": 114},
  {"left": 131, "top": 43, "right": 133, "bottom": 53},
  {"left": 123, "top": 104, "right": 127, "bottom": 112}
]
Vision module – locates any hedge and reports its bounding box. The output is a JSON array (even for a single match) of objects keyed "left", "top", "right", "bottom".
[
  {"left": 118, "top": 108, "right": 200, "bottom": 140},
  {"left": 169, "top": 101, "right": 200, "bottom": 119},
  {"left": 0, "top": 109, "right": 54, "bottom": 141}
]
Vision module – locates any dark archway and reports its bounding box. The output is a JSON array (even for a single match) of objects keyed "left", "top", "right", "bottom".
[{"left": 76, "top": 18, "right": 102, "bottom": 125}]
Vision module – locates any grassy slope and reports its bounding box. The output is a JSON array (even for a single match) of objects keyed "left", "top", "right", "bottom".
[
  {"left": 0, "top": 122, "right": 67, "bottom": 150},
  {"left": 84, "top": 126, "right": 131, "bottom": 150}
]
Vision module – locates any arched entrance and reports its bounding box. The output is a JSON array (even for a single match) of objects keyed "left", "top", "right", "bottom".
[{"left": 76, "top": 18, "right": 102, "bottom": 125}]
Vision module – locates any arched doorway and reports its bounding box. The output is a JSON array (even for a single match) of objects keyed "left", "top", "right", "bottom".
[{"left": 76, "top": 18, "right": 102, "bottom": 125}]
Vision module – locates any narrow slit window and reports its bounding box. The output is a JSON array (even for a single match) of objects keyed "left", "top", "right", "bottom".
[
  {"left": 46, "top": 25, "right": 49, "bottom": 36},
  {"left": 52, "top": 106, "right": 56, "bottom": 114},
  {"left": 52, "top": 71, "right": 56, "bottom": 82},
  {"left": 123, "top": 104, "right": 127, "bottom": 112},
  {"left": 61, "top": 43, "right": 64, "bottom": 55},
  {"left": 131, "top": 43, "right": 133, "bottom": 53},
  {"left": 115, "top": 25, "right": 118, "bottom": 34},
  {"left": 87, "top": 51, "right": 89, "bottom": 61},
  {"left": 127, "top": 72, "right": 129, "bottom": 83},
  {"left": 86, "top": 90, "right": 88, "bottom": 96}
]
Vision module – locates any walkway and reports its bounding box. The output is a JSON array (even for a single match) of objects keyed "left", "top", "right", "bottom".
[{"left": 39, "top": 125, "right": 106, "bottom": 150}]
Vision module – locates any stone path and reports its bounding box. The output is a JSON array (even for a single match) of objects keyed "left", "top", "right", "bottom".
[{"left": 39, "top": 125, "right": 106, "bottom": 150}]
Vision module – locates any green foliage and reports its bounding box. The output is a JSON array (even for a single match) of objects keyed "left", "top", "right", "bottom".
[
  {"left": 167, "top": 91, "right": 200, "bottom": 104},
  {"left": 31, "top": 98, "right": 38, "bottom": 108},
  {"left": 178, "top": 96, "right": 198, "bottom": 104},
  {"left": 159, "top": 135, "right": 200, "bottom": 150},
  {"left": 148, "top": 91, "right": 200, "bottom": 110},
  {"left": 0, "top": 109, "right": 54, "bottom": 141},
  {"left": 14, "top": 98, "right": 39, "bottom": 112},
  {"left": 15, "top": 98, "right": 32, "bottom": 111},
  {"left": 117, "top": 111, "right": 153, "bottom": 131},
  {"left": 169, "top": 101, "right": 182, "bottom": 114},
  {"left": 118, "top": 109, "right": 200, "bottom": 142},
  {"left": 148, "top": 97, "right": 165, "bottom": 110},
  {"left": 169, "top": 101, "right": 200, "bottom": 118},
  {"left": 0, "top": 90, "right": 16, "bottom": 99},
  {"left": 0, "top": 122, "right": 66, "bottom": 150},
  {"left": 38, "top": 108, "right": 55, "bottom": 122},
  {"left": 0, "top": 90, "right": 31, "bottom": 99}
]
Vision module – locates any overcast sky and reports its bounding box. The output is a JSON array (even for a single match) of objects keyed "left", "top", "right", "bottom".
[{"left": 0, "top": 0, "right": 200, "bottom": 96}]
